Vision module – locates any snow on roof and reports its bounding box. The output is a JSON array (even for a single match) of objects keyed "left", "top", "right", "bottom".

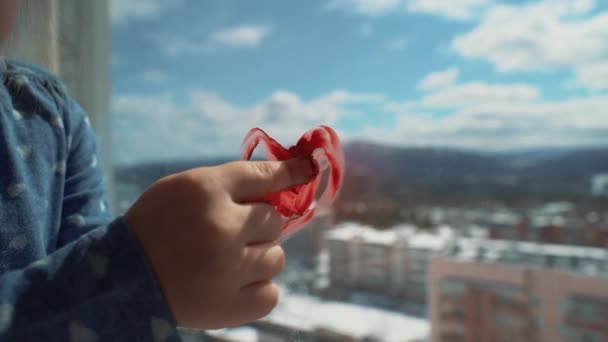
[
  {"left": 408, "top": 233, "right": 449, "bottom": 250},
  {"left": 207, "top": 327, "right": 258, "bottom": 342},
  {"left": 447, "top": 238, "right": 608, "bottom": 274},
  {"left": 325, "top": 222, "right": 451, "bottom": 250},
  {"left": 488, "top": 211, "right": 519, "bottom": 224},
  {"left": 541, "top": 201, "right": 574, "bottom": 214},
  {"left": 324, "top": 222, "right": 405, "bottom": 245},
  {"left": 263, "top": 292, "right": 429, "bottom": 341}
]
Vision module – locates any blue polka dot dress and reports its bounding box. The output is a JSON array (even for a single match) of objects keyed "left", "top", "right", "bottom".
[{"left": 0, "top": 60, "right": 180, "bottom": 341}]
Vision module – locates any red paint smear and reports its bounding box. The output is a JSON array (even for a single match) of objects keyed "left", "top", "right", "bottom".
[{"left": 242, "top": 126, "right": 345, "bottom": 241}]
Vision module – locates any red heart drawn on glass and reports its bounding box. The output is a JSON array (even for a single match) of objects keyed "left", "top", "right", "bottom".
[{"left": 242, "top": 126, "right": 345, "bottom": 241}]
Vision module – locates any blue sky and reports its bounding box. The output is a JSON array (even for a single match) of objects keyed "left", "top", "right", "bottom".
[{"left": 110, "top": 0, "right": 608, "bottom": 165}]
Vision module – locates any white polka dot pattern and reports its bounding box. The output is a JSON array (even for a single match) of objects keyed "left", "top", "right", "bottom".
[
  {"left": 87, "top": 252, "right": 109, "bottom": 279},
  {"left": 0, "top": 61, "right": 178, "bottom": 340},
  {"left": 151, "top": 317, "right": 172, "bottom": 342},
  {"left": 55, "top": 160, "right": 67, "bottom": 175},
  {"left": 14, "top": 75, "right": 29, "bottom": 87},
  {"left": 16, "top": 145, "right": 32, "bottom": 159},
  {"left": 51, "top": 116, "right": 64, "bottom": 129},
  {"left": 7, "top": 183, "right": 25, "bottom": 198},
  {"left": 29, "top": 257, "right": 50, "bottom": 269},
  {"left": 67, "top": 214, "right": 86, "bottom": 228},
  {"left": 69, "top": 321, "right": 97, "bottom": 342},
  {"left": 0, "top": 303, "right": 14, "bottom": 334},
  {"left": 12, "top": 109, "right": 22, "bottom": 120},
  {"left": 8, "top": 235, "right": 28, "bottom": 251}
]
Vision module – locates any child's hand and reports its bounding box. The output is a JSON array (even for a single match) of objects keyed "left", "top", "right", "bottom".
[{"left": 125, "top": 158, "right": 315, "bottom": 329}]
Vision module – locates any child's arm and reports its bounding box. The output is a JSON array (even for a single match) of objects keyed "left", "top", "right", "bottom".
[
  {"left": 0, "top": 90, "right": 180, "bottom": 340},
  {"left": 55, "top": 95, "right": 113, "bottom": 247},
  {"left": 0, "top": 77, "right": 315, "bottom": 339},
  {"left": 0, "top": 217, "right": 179, "bottom": 341},
  {"left": 0, "top": 158, "right": 313, "bottom": 340}
]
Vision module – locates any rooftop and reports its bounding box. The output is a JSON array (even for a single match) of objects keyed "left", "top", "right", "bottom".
[
  {"left": 206, "top": 327, "right": 257, "bottom": 342},
  {"left": 206, "top": 291, "right": 429, "bottom": 342},
  {"left": 443, "top": 238, "right": 608, "bottom": 277},
  {"left": 324, "top": 222, "right": 453, "bottom": 250},
  {"left": 324, "top": 222, "right": 414, "bottom": 245},
  {"left": 264, "top": 291, "right": 429, "bottom": 341}
]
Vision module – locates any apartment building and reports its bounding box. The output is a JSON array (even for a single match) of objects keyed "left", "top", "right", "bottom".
[
  {"left": 429, "top": 238, "right": 608, "bottom": 342},
  {"left": 592, "top": 174, "right": 608, "bottom": 197},
  {"left": 324, "top": 223, "right": 452, "bottom": 304}
]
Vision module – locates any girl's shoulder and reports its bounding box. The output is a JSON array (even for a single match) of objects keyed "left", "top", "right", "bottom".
[
  {"left": 1, "top": 59, "right": 73, "bottom": 118},
  {"left": 2, "top": 59, "right": 60, "bottom": 81},
  {"left": 2, "top": 59, "right": 66, "bottom": 93}
]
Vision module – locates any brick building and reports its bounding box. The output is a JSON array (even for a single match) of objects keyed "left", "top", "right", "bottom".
[{"left": 430, "top": 238, "right": 608, "bottom": 342}]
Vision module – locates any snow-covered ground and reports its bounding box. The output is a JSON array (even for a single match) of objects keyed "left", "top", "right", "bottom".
[{"left": 209, "top": 290, "right": 429, "bottom": 342}]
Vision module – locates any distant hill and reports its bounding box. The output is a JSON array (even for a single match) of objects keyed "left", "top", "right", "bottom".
[
  {"left": 343, "top": 142, "right": 514, "bottom": 201},
  {"left": 115, "top": 157, "right": 234, "bottom": 191},
  {"left": 114, "top": 143, "right": 608, "bottom": 224},
  {"left": 515, "top": 148, "right": 608, "bottom": 198},
  {"left": 341, "top": 142, "right": 608, "bottom": 204}
]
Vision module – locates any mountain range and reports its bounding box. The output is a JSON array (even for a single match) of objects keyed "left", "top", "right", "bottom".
[{"left": 115, "top": 142, "right": 608, "bottom": 224}]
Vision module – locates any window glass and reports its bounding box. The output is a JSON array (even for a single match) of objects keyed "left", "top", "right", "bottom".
[{"left": 111, "top": 0, "right": 608, "bottom": 340}]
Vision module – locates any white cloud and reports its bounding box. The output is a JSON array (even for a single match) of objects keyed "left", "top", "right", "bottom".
[
  {"left": 420, "top": 82, "right": 540, "bottom": 108},
  {"left": 327, "top": 0, "right": 405, "bottom": 16},
  {"left": 407, "top": 0, "right": 492, "bottom": 20},
  {"left": 211, "top": 25, "right": 273, "bottom": 48},
  {"left": 111, "top": 0, "right": 182, "bottom": 25},
  {"left": 576, "top": 62, "right": 608, "bottom": 91},
  {"left": 112, "top": 89, "right": 383, "bottom": 164},
  {"left": 163, "top": 37, "right": 208, "bottom": 56},
  {"left": 385, "top": 37, "right": 410, "bottom": 51},
  {"left": 379, "top": 75, "right": 608, "bottom": 150},
  {"left": 111, "top": 54, "right": 123, "bottom": 67},
  {"left": 326, "top": 0, "right": 491, "bottom": 20},
  {"left": 141, "top": 69, "right": 169, "bottom": 84},
  {"left": 189, "top": 89, "right": 381, "bottom": 127},
  {"left": 360, "top": 23, "right": 374, "bottom": 36},
  {"left": 452, "top": 0, "right": 608, "bottom": 89},
  {"left": 383, "top": 94, "right": 608, "bottom": 150},
  {"left": 113, "top": 93, "right": 176, "bottom": 117},
  {"left": 161, "top": 24, "right": 273, "bottom": 56},
  {"left": 114, "top": 81, "right": 608, "bottom": 164},
  {"left": 417, "top": 67, "right": 459, "bottom": 90}
]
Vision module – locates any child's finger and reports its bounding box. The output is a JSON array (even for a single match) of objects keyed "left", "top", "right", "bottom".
[
  {"left": 236, "top": 281, "right": 280, "bottom": 324},
  {"left": 240, "top": 243, "right": 285, "bottom": 289},
  {"left": 236, "top": 203, "right": 284, "bottom": 244},
  {"left": 221, "top": 158, "right": 315, "bottom": 201}
]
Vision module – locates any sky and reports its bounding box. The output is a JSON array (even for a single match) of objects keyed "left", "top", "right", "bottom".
[{"left": 110, "top": 0, "right": 608, "bottom": 165}]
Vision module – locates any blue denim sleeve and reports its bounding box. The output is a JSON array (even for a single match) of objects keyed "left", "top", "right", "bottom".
[
  {"left": 57, "top": 90, "right": 113, "bottom": 247},
  {"left": 0, "top": 61, "right": 182, "bottom": 341},
  {"left": 0, "top": 217, "right": 181, "bottom": 342}
]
